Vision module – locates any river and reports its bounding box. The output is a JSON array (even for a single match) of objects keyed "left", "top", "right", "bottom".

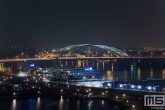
[{"left": 0, "top": 96, "right": 120, "bottom": 110}]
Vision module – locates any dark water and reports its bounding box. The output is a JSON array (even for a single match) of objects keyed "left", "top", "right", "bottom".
[
  {"left": 0, "top": 96, "right": 120, "bottom": 110},
  {"left": 58, "top": 60, "right": 165, "bottom": 82}
]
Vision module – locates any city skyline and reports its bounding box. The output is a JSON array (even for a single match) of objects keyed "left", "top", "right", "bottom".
[
  {"left": 0, "top": 0, "right": 165, "bottom": 48},
  {"left": 0, "top": 1, "right": 165, "bottom": 109}
]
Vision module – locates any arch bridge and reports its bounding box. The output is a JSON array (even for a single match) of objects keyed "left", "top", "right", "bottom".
[{"left": 57, "top": 44, "right": 128, "bottom": 57}]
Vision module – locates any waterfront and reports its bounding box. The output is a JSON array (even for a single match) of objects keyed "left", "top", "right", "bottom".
[
  {"left": 0, "top": 96, "right": 120, "bottom": 110},
  {"left": 57, "top": 60, "right": 165, "bottom": 82},
  {"left": 1, "top": 57, "right": 165, "bottom": 82},
  {"left": 0, "top": 59, "right": 164, "bottom": 110},
  {"left": 0, "top": 58, "right": 165, "bottom": 110}
]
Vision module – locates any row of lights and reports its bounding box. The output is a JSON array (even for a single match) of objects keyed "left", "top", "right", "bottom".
[
  {"left": 101, "top": 91, "right": 135, "bottom": 109},
  {"left": 13, "top": 90, "right": 41, "bottom": 95}
]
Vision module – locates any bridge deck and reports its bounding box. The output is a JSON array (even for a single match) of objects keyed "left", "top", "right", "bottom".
[{"left": 0, "top": 57, "right": 165, "bottom": 62}]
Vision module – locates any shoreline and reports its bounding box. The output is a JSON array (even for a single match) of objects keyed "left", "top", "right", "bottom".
[
  {"left": 0, "top": 92, "right": 70, "bottom": 100},
  {"left": 0, "top": 84, "right": 157, "bottom": 110},
  {"left": 0, "top": 91, "right": 129, "bottom": 110},
  {"left": 93, "top": 97, "right": 129, "bottom": 110}
]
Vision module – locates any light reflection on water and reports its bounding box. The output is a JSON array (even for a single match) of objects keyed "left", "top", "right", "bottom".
[
  {"left": 11, "top": 99, "right": 17, "bottom": 110},
  {"left": 59, "top": 96, "right": 64, "bottom": 110},
  {"left": 4, "top": 97, "right": 121, "bottom": 110},
  {"left": 88, "top": 101, "right": 93, "bottom": 110},
  {"left": 137, "top": 68, "right": 141, "bottom": 80},
  {"left": 102, "top": 100, "right": 104, "bottom": 105},
  {"left": 77, "top": 100, "right": 80, "bottom": 110},
  {"left": 162, "top": 69, "right": 165, "bottom": 79},
  {"left": 36, "top": 97, "right": 40, "bottom": 110},
  {"left": 61, "top": 60, "right": 165, "bottom": 81}
]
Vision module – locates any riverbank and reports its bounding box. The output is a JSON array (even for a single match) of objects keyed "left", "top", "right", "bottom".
[
  {"left": 0, "top": 86, "right": 130, "bottom": 110},
  {"left": 0, "top": 92, "right": 129, "bottom": 110},
  {"left": 0, "top": 84, "right": 161, "bottom": 110},
  {"left": 0, "top": 92, "right": 70, "bottom": 100},
  {"left": 94, "top": 96, "right": 129, "bottom": 110}
]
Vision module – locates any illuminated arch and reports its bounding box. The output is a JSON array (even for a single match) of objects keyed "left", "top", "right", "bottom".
[
  {"left": 58, "top": 44, "right": 128, "bottom": 57},
  {"left": 59, "top": 44, "right": 89, "bottom": 52},
  {"left": 93, "top": 45, "right": 128, "bottom": 57}
]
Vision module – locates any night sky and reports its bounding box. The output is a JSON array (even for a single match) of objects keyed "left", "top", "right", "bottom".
[{"left": 0, "top": 0, "right": 165, "bottom": 48}]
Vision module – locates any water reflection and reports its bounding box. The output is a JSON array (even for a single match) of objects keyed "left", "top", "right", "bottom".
[
  {"left": 102, "top": 62, "right": 104, "bottom": 71},
  {"left": 36, "top": 97, "right": 40, "bottom": 110},
  {"left": 59, "top": 96, "right": 63, "bottom": 110},
  {"left": 88, "top": 101, "right": 93, "bottom": 110},
  {"left": 77, "top": 60, "right": 81, "bottom": 68},
  {"left": 77, "top": 101, "right": 80, "bottom": 110},
  {"left": 11, "top": 99, "right": 17, "bottom": 110},
  {"left": 2, "top": 97, "right": 123, "bottom": 110},
  {"left": 111, "top": 64, "right": 113, "bottom": 72},
  {"left": 97, "top": 62, "right": 98, "bottom": 70},
  {"left": 102, "top": 100, "right": 104, "bottom": 105},
  {"left": 66, "top": 61, "right": 67, "bottom": 66},
  {"left": 106, "top": 70, "right": 113, "bottom": 81},
  {"left": 134, "top": 68, "right": 136, "bottom": 81},
  {"left": 162, "top": 69, "right": 165, "bottom": 79},
  {"left": 150, "top": 68, "right": 153, "bottom": 78},
  {"left": 131, "top": 65, "right": 133, "bottom": 80},
  {"left": 137, "top": 68, "right": 141, "bottom": 80},
  {"left": 85, "top": 60, "right": 88, "bottom": 66},
  {"left": 58, "top": 60, "right": 165, "bottom": 81}
]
